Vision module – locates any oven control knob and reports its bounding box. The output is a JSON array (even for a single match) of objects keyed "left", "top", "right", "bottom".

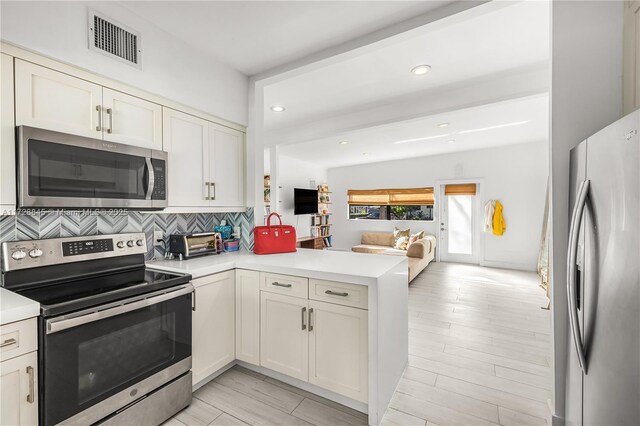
[
  {"left": 11, "top": 250, "right": 26, "bottom": 260},
  {"left": 136, "top": 239, "right": 144, "bottom": 247},
  {"left": 116, "top": 241, "right": 125, "bottom": 249},
  {"left": 127, "top": 240, "right": 134, "bottom": 247},
  {"left": 28, "top": 248, "right": 43, "bottom": 258}
]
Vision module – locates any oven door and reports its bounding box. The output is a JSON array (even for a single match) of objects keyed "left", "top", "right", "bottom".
[
  {"left": 41, "top": 285, "right": 193, "bottom": 426},
  {"left": 17, "top": 126, "right": 167, "bottom": 209}
]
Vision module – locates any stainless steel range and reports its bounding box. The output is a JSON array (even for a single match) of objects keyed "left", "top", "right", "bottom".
[{"left": 1, "top": 233, "right": 194, "bottom": 426}]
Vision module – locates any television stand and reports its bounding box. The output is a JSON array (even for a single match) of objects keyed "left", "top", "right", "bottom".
[{"left": 297, "top": 235, "right": 332, "bottom": 250}]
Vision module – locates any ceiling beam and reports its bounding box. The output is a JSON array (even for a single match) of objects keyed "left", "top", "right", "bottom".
[{"left": 264, "top": 62, "right": 550, "bottom": 146}]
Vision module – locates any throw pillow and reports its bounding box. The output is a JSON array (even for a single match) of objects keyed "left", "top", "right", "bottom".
[
  {"left": 408, "top": 231, "right": 425, "bottom": 247},
  {"left": 393, "top": 227, "right": 411, "bottom": 250}
]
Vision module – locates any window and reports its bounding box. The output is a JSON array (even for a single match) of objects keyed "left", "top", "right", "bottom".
[{"left": 348, "top": 188, "right": 434, "bottom": 221}]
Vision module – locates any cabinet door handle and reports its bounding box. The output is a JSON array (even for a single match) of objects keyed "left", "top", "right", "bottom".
[
  {"left": 301, "top": 307, "right": 307, "bottom": 330},
  {"left": 96, "top": 105, "right": 102, "bottom": 131},
  {"left": 192, "top": 290, "right": 196, "bottom": 312},
  {"left": 272, "top": 282, "right": 292, "bottom": 288},
  {"left": 211, "top": 182, "right": 216, "bottom": 200},
  {"left": 309, "top": 308, "right": 314, "bottom": 331},
  {"left": 0, "top": 338, "right": 17, "bottom": 348},
  {"left": 205, "top": 182, "right": 211, "bottom": 200},
  {"left": 325, "top": 290, "right": 349, "bottom": 297},
  {"left": 106, "top": 108, "right": 113, "bottom": 134},
  {"left": 26, "top": 366, "right": 34, "bottom": 403}
]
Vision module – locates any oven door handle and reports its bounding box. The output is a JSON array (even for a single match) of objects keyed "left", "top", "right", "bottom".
[{"left": 46, "top": 284, "right": 194, "bottom": 334}]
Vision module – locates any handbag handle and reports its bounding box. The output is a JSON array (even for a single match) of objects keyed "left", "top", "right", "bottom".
[{"left": 266, "top": 212, "right": 284, "bottom": 228}]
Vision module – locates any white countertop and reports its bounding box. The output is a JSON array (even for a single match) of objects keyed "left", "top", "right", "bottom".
[
  {"left": 0, "top": 287, "right": 40, "bottom": 326},
  {"left": 147, "top": 249, "right": 408, "bottom": 286}
]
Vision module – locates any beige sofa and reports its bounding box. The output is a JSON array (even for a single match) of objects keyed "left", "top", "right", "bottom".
[{"left": 351, "top": 232, "right": 436, "bottom": 282}]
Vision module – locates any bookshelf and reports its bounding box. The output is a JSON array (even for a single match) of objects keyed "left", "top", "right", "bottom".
[{"left": 297, "top": 185, "right": 332, "bottom": 250}]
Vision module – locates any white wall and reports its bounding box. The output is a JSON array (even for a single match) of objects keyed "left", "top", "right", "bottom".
[
  {"left": 0, "top": 1, "right": 248, "bottom": 125},
  {"left": 549, "top": 2, "right": 623, "bottom": 424},
  {"left": 274, "top": 155, "right": 327, "bottom": 238},
  {"left": 328, "top": 141, "right": 548, "bottom": 271}
]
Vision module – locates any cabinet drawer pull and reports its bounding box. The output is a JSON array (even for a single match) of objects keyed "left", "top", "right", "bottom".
[
  {"left": 0, "top": 338, "right": 17, "bottom": 348},
  {"left": 26, "top": 366, "right": 34, "bottom": 404},
  {"left": 96, "top": 105, "right": 102, "bottom": 131},
  {"left": 301, "top": 307, "right": 307, "bottom": 330},
  {"left": 309, "top": 308, "right": 314, "bottom": 331},
  {"left": 106, "top": 108, "right": 113, "bottom": 134},
  {"left": 272, "top": 282, "right": 292, "bottom": 288},
  {"left": 325, "top": 290, "right": 349, "bottom": 297}
]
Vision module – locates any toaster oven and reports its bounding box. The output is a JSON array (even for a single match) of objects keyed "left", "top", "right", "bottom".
[{"left": 168, "top": 232, "right": 223, "bottom": 259}]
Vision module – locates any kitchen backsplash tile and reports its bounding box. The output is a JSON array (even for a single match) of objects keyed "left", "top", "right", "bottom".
[{"left": 0, "top": 208, "right": 255, "bottom": 260}]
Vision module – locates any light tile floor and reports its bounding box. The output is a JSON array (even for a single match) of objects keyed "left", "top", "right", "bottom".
[{"left": 166, "top": 262, "right": 551, "bottom": 426}]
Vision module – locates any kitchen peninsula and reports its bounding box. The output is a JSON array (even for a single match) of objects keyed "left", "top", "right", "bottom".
[{"left": 148, "top": 249, "right": 409, "bottom": 426}]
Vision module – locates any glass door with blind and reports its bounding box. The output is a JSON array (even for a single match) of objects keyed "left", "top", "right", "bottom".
[{"left": 439, "top": 183, "right": 479, "bottom": 264}]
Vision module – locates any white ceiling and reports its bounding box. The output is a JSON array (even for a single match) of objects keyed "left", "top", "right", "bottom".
[
  {"left": 119, "top": 1, "right": 453, "bottom": 76},
  {"left": 263, "top": 0, "right": 550, "bottom": 134},
  {"left": 278, "top": 94, "right": 549, "bottom": 168}
]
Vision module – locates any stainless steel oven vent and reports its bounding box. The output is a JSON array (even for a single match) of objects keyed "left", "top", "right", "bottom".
[{"left": 88, "top": 10, "right": 142, "bottom": 68}]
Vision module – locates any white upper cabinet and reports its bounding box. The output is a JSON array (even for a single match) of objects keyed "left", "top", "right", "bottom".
[
  {"left": 102, "top": 88, "right": 162, "bottom": 149},
  {"left": 1, "top": 54, "right": 15, "bottom": 212},
  {"left": 162, "top": 108, "right": 246, "bottom": 209},
  {"left": 15, "top": 60, "right": 102, "bottom": 139},
  {"left": 163, "top": 108, "right": 210, "bottom": 207},
  {"left": 15, "top": 60, "right": 163, "bottom": 149},
  {"left": 209, "top": 123, "right": 245, "bottom": 207}
]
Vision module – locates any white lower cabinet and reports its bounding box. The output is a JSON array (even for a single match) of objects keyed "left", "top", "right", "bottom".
[
  {"left": 192, "top": 271, "right": 235, "bottom": 385},
  {"left": 309, "top": 300, "right": 368, "bottom": 403},
  {"left": 235, "top": 269, "right": 260, "bottom": 365},
  {"left": 260, "top": 292, "right": 309, "bottom": 381},
  {"left": 0, "top": 318, "right": 38, "bottom": 426},
  {"left": 0, "top": 351, "right": 38, "bottom": 426},
  {"left": 258, "top": 274, "right": 369, "bottom": 403}
]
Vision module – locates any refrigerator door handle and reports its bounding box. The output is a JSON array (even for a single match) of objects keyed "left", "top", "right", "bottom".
[{"left": 567, "top": 179, "right": 590, "bottom": 374}]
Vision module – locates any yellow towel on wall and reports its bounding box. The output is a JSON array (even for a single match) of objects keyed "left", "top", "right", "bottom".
[{"left": 493, "top": 200, "right": 506, "bottom": 236}]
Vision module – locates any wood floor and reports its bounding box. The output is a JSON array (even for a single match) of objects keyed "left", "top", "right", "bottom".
[{"left": 166, "top": 262, "right": 552, "bottom": 426}]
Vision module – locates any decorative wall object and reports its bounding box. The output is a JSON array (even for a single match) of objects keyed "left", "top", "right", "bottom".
[{"left": 0, "top": 208, "right": 255, "bottom": 260}]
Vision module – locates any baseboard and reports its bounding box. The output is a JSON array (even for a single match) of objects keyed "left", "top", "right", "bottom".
[
  {"left": 479, "top": 259, "right": 536, "bottom": 272},
  {"left": 192, "top": 360, "right": 236, "bottom": 392},
  {"left": 236, "top": 361, "right": 369, "bottom": 415}
]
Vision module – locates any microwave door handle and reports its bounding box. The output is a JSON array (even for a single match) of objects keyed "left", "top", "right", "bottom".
[{"left": 145, "top": 157, "right": 155, "bottom": 200}]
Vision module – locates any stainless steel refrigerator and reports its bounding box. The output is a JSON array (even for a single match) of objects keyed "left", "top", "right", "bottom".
[{"left": 565, "top": 110, "right": 639, "bottom": 425}]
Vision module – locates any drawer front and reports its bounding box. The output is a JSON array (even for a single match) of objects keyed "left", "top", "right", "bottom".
[
  {"left": 0, "top": 318, "right": 37, "bottom": 362},
  {"left": 309, "top": 279, "right": 368, "bottom": 309},
  {"left": 260, "top": 272, "right": 308, "bottom": 299}
]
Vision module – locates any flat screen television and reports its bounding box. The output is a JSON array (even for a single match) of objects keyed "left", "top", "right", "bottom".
[{"left": 294, "top": 188, "right": 318, "bottom": 215}]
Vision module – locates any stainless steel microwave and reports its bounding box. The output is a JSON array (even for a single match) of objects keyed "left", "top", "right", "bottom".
[{"left": 17, "top": 126, "right": 168, "bottom": 209}]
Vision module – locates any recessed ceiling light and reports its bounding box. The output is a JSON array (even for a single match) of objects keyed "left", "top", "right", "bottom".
[
  {"left": 437, "top": 123, "right": 450, "bottom": 128},
  {"left": 339, "top": 141, "right": 348, "bottom": 145},
  {"left": 270, "top": 105, "right": 285, "bottom": 112},
  {"left": 411, "top": 65, "right": 431, "bottom": 76},
  {"left": 393, "top": 134, "right": 449, "bottom": 145},
  {"left": 459, "top": 120, "right": 529, "bottom": 134},
  {"left": 447, "top": 140, "right": 456, "bottom": 144}
]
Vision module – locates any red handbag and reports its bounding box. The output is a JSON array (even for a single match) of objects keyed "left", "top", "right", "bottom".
[{"left": 253, "top": 213, "right": 297, "bottom": 255}]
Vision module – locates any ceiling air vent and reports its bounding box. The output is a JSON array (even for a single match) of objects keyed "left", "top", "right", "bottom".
[{"left": 88, "top": 10, "right": 142, "bottom": 69}]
